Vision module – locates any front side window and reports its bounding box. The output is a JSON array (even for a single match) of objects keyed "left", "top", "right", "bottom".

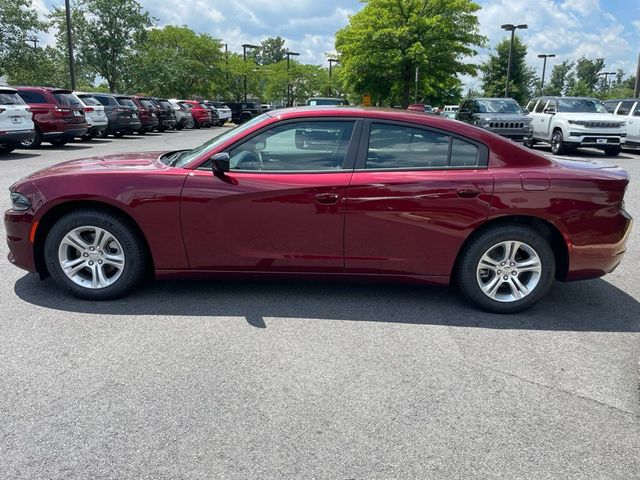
[
  {"left": 229, "top": 121, "right": 356, "bottom": 171},
  {"left": 366, "top": 123, "right": 450, "bottom": 169},
  {"left": 616, "top": 101, "right": 634, "bottom": 116}
]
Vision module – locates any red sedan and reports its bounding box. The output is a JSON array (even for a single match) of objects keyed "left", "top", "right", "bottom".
[{"left": 5, "top": 107, "right": 632, "bottom": 313}]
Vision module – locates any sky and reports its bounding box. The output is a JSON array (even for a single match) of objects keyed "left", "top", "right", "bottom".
[{"left": 35, "top": 0, "right": 640, "bottom": 89}]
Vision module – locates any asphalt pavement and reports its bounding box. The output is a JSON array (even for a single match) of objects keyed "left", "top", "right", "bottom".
[{"left": 1, "top": 128, "right": 638, "bottom": 479}]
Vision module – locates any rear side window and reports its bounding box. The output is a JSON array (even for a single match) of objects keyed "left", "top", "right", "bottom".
[
  {"left": 525, "top": 100, "right": 537, "bottom": 111},
  {"left": 78, "top": 95, "right": 101, "bottom": 106},
  {"left": 603, "top": 101, "right": 619, "bottom": 113},
  {"left": 17, "top": 91, "right": 47, "bottom": 103},
  {"left": 534, "top": 100, "right": 547, "bottom": 113},
  {"left": 365, "top": 123, "right": 483, "bottom": 170},
  {"left": 616, "top": 101, "right": 634, "bottom": 116},
  {"left": 0, "top": 92, "right": 25, "bottom": 105},
  {"left": 54, "top": 92, "right": 83, "bottom": 107}
]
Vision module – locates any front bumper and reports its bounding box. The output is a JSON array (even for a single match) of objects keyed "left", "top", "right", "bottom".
[
  {"left": 487, "top": 128, "right": 532, "bottom": 142},
  {"left": 5, "top": 209, "right": 37, "bottom": 272},
  {"left": 567, "top": 131, "right": 625, "bottom": 147}
]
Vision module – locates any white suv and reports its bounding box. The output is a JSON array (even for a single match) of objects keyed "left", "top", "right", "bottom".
[
  {"left": 0, "top": 87, "right": 35, "bottom": 154},
  {"left": 603, "top": 98, "right": 640, "bottom": 148},
  {"left": 73, "top": 91, "right": 109, "bottom": 139},
  {"left": 525, "top": 96, "right": 626, "bottom": 156}
]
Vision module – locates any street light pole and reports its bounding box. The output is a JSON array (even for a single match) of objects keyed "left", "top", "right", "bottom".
[
  {"left": 634, "top": 51, "right": 640, "bottom": 98},
  {"left": 598, "top": 71, "right": 616, "bottom": 93},
  {"left": 242, "top": 43, "right": 260, "bottom": 101},
  {"left": 501, "top": 23, "right": 528, "bottom": 98},
  {"left": 328, "top": 58, "right": 338, "bottom": 96},
  {"left": 64, "top": 0, "right": 76, "bottom": 90},
  {"left": 537, "top": 53, "right": 555, "bottom": 95},
  {"left": 286, "top": 50, "right": 300, "bottom": 107}
]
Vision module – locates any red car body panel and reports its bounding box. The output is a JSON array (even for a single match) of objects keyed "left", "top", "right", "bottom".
[
  {"left": 4, "top": 107, "right": 632, "bottom": 288},
  {"left": 180, "top": 100, "right": 212, "bottom": 125}
]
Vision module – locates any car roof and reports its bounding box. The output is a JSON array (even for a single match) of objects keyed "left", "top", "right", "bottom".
[
  {"left": 603, "top": 98, "right": 639, "bottom": 102},
  {"left": 13, "top": 86, "right": 72, "bottom": 93},
  {"left": 0, "top": 87, "right": 18, "bottom": 93}
]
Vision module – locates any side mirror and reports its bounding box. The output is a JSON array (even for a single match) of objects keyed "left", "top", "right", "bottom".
[
  {"left": 522, "top": 108, "right": 529, "bottom": 114},
  {"left": 543, "top": 108, "right": 556, "bottom": 114},
  {"left": 211, "top": 152, "right": 230, "bottom": 174}
]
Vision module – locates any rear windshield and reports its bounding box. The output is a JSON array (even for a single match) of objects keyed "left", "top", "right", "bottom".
[
  {"left": 557, "top": 99, "right": 608, "bottom": 113},
  {"left": 54, "top": 92, "right": 83, "bottom": 107},
  {"left": 77, "top": 95, "right": 101, "bottom": 106},
  {"left": 116, "top": 97, "right": 136, "bottom": 108},
  {"left": 159, "top": 100, "right": 173, "bottom": 109},
  {"left": 94, "top": 95, "right": 116, "bottom": 106},
  {"left": 0, "top": 92, "right": 26, "bottom": 105},
  {"left": 140, "top": 99, "right": 156, "bottom": 108},
  {"left": 179, "top": 102, "right": 193, "bottom": 109},
  {"left": 209, "top": 101, "right": 224, "bottom": 108}
]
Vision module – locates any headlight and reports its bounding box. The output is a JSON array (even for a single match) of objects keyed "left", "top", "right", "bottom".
[
  {"left": 10, "top": 191, "right": 31, "bottom": 211},
  {"left": 567, "top": 120, "right": 585, "bottom": 125}
]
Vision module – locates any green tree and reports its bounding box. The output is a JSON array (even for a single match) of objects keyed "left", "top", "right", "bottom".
[
  {"left": 5, "top": 46, "right": 70, "bottom": 87},
  {"left": 544, "top": 60, "right": 574, "bottom": 96},
  {"left": 566, "top": 57, "right": 605, "bottom": 97},
  {"left": 480, "top": 35, "right": 535, "bottom": 104},
  {"left": 256, "top": 36, "right": 287, "bottom": 65},
  {"left": 130, "top": 26, "right": 224, "bottom": 98},
  {"left": 335, "top": 0, "right": 485, "bottom": 107},
  {"left": 0, "top": 0, "right": 46, "bottom": 77},
  {"left": 69, "top": 0, "right": 155, "bottom": 92},
  {"left": 225, "top": 53, "right": 261, "bottom": 101}
]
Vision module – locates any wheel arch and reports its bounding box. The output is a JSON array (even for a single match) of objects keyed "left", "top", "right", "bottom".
[
  {"left": 33, "top": 200, "right": 155, "bottom": 279},
  {"left": 452, "top": 215, "right": 569, "bottom": 282}
]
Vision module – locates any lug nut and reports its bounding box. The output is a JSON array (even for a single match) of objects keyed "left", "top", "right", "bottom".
[
  {"left": 510, "top": 262, "right": 515, "bottom": 267},
  {"left": 501, "top": 262, "right": 506, "bottom": 266},
  {"left": 83, "top": 253, "right": 89, "bottom": 257},
  {"left": 88, "top": 261, "right": 94, "bottom": 266},
  {"left": 98, "top": 260, "right": 103, "bottom": 265},
  {"left": 497, "top": 270, "right": 501, "bottom": 274},
  {"left": 503, "top": 276, "right": 508, "bottom": 280},
  {"left": 512, "top": 271, "right": 517, "bottom": 276},
  {"left": 90, "top": 246, "right": 95, "bottom": 251}
]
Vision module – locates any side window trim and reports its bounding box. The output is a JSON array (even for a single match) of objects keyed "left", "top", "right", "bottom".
[
  {"left": 354, "top": 119, "right": 489, "bottom": 171},
  {"left": 200, "top": 117, "right": 363, "bottom": 173}
]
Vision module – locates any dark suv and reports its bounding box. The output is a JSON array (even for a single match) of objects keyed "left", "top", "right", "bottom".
[
  {"left": 227, "top": 102, "right": 262, "bottom": 124},
  {"left": 153, "top": 98, "right": 177, "bottom": 131},
  {"left": 128, "top": 95, "right": 160, "bottom": 133},
  {"left": 15, "top": 87, "right": 88, "bottom": 148},
  {"left": 456, "top": 97, "right": 532, "bottom": 142},
  {"left": 92, "top": 93, "right": 142, "bottom": 137}
]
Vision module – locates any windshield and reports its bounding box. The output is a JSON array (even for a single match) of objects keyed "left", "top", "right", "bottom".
[
  {"left": 476, "top": 99, "right": 522, "bottom": 114},
  {"left": 173, "top": 113, "right": 270, "bottom": 168},
  {"left": 557, "top": 99, "right": 608, "bottom": 113},
  {"left": 0, "top": 92, "right": 25, "bottom": 105}
]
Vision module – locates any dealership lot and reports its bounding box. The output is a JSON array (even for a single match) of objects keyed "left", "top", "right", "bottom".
[{"left": 1, "top": 129, "right": 639, "bottom": 478}]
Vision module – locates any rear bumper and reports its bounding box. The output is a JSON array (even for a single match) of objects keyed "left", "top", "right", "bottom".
[
  {"left": 0, "top": 129, "right": 35, "bottom": 143},
  {"left": 43, "top": 126, "right": 88, "bottom": 139},
  {"left": 565, "top": 208, "right": 633, "bottom": 281}
]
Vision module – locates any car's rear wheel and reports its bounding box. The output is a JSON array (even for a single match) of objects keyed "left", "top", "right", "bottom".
[
  {"left": 44, "top": 210, "right": 147, "bottom": 300},
  {"left": 0, "top": 144, "right": 16, "bottom": 154},
  {"left": 49, "top": 138, "right": 69, "bottom": 147},
  {"left": 184, "top": 117, "right": 195, "bottom": 129},
  {"left": 456, "top": 225, "right": 555, "bottom": 313},
  {"left": 20, "top": 127, "right": 42, "bottom": 149},
  {"left": 113, "top": 131, "right": 125, "bottom": 138},
  {"left": 550, "top": 129, "right": 566, "bottom": 155},
  {"left": 604, "top": 145, "right": 621, "bottom": 156}
]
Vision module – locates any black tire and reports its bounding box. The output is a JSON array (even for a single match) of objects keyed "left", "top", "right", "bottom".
[
  {"left": 20, "top": 127, "right": 43, "bottom": 149},
  {"left": 80, "top": 133, "right": 94, "bottom": 141},
  {"left": 0, "top": 144, "right": 16, "bottom": 154},
  {"left": 550, "top": 129, "right": 566, "bottom": 155},
  {"left": 137, "top": 129, "right": 146, "bottom": 135},
  {"left": 113, "top": 131, "right": 125, "bottom": 138},
  {"left": 603, "top": 145, "right": 621, "bottom": 156},
  {"left": 98, "top": 128, "right": 109, "bottom": 138},
  {"left": 456, "top": 224, "right": 556, "bottom": 314},
  {"left": 184, "top": 116, "right": 195, "bottom": 129},
  {"left": 523, "top": 137, "right": 535, "bottom": 148},
  {"left": 44, "top": 209, "right": 147, "bottom": 300},
  {"left": 239, "top": 113, "right": 252, "bottom": 124},
  {"left": 49, "top": 138, "right": 69, "bottom": 147}
]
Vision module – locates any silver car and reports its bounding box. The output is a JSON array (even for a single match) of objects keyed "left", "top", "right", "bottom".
[
  {"left": 73, "top": 92, "right": 109, "bottom": 139},
  {"left": 168, "top": 99, "right": 193, "bottom": 130}
]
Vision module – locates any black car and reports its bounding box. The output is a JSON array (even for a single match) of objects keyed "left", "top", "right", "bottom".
[
  {"left": 152, "top": 98, "right": 177, "bottom": 131},
  {"left": 227, "top": 102, "right": 262, "bottom": 124},
  {"left": 456, "top": 97, "right": 532, "bottom": 142},
  {"left": 92, "top": 93, "right": 142, "bottom": 137}
]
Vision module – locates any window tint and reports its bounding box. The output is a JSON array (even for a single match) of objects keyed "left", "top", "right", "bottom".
[
  {"left": 93, "top": 95, "right": 114, "bottom": 106},
  {"left": 526, "top": 100, "right": 536, "bottom": 111},
  {"left": 603, "top": 101, "right": 619, "bottom": 113},
  {"left": 17, "top": 91, "right": 47, "bottom": 103},
  {"left": 229, "top": 121, "right": 355, "bottom": 171},
  {"left": 116, "top": 97, "right": 136, "bottom": 108},
  {"left": 556, "top": 98, "right": 607, "bottom": 113},
  {"left": 634, "top": 103, "right": 640, "bottom": 117},
  {"left": 140, "top": 99, "right": 156, "bottom": 109},
  {"left": 54, "top": 92, "right": 83, "bottom": 107},
  {"left": 450, "top": 138, "right": 480, "bottom": 167},
  {"left": 0, "top": 92, "right": 25, "bottom": 105},
  {"left": 534, "top": 100, "right": 547, "bottom": 113},
  {"left": 616, "top": 101, "right": 634, "bottom": 116},
  {"left": 366, "top": 123, "right": 449, "bottom": 169},
  {"left": 77, "top": 95, "right": 101, "bottom": 106}
]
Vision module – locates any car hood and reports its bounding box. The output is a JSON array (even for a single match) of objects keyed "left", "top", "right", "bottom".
[
  {"left": 18, "top": 151, "right": 169, "bottom": 184},
  {"left": 476, "top": 113, "right": 530, "bottom": 122}
]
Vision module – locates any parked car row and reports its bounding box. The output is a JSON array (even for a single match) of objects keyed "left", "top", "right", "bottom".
[
  {"left": 0, "top": 86, "right": 234, "bottom": 153},
  {"left": 407, "top": 96, "right": 630, "bottom": 157}
]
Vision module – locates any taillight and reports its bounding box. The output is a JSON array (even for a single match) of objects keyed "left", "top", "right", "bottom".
[
  {"left": 52, "top": 106, "right": 71, "bottom": 117},
  {"left": 84, "top": 107, "right": 94, "bottom": 113}
]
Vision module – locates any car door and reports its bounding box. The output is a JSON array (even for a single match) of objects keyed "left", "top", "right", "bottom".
[
  {"left": 344, "top": 120, "right": 494, "bottom": 277},
  {"left": 533, "top": 99, "right": 554, "bottom": 140},
  {"left": 623, "top": 101, "right": 640, "bottom": 145},
  {"left": 180, "top": 118, "right": 361, "bottom": 271}
]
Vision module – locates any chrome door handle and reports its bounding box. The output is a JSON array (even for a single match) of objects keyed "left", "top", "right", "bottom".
[{"left": 315, "top": 193, "right": 341, "bottom": 205}]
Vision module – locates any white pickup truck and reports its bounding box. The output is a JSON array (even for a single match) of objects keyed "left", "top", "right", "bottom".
[{"left": 524, "top": 96, "right": 626, "bottom": 156}]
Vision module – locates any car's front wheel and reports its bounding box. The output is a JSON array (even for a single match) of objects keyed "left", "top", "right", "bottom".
[
  {"left": 20, "top": 127, "right": 42, "bottom": 149},
  {"left": 550, "top": 129, "right": 566, "bottom": 155},
  {"left": 603, "top": 145, "right": 621, "bottom": 156},
  {"left": 456, "top": 225, "right": 556, "bottom": 313},
  {"left": 44, "top": 210, "right": 147, "bottom": 300}
]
